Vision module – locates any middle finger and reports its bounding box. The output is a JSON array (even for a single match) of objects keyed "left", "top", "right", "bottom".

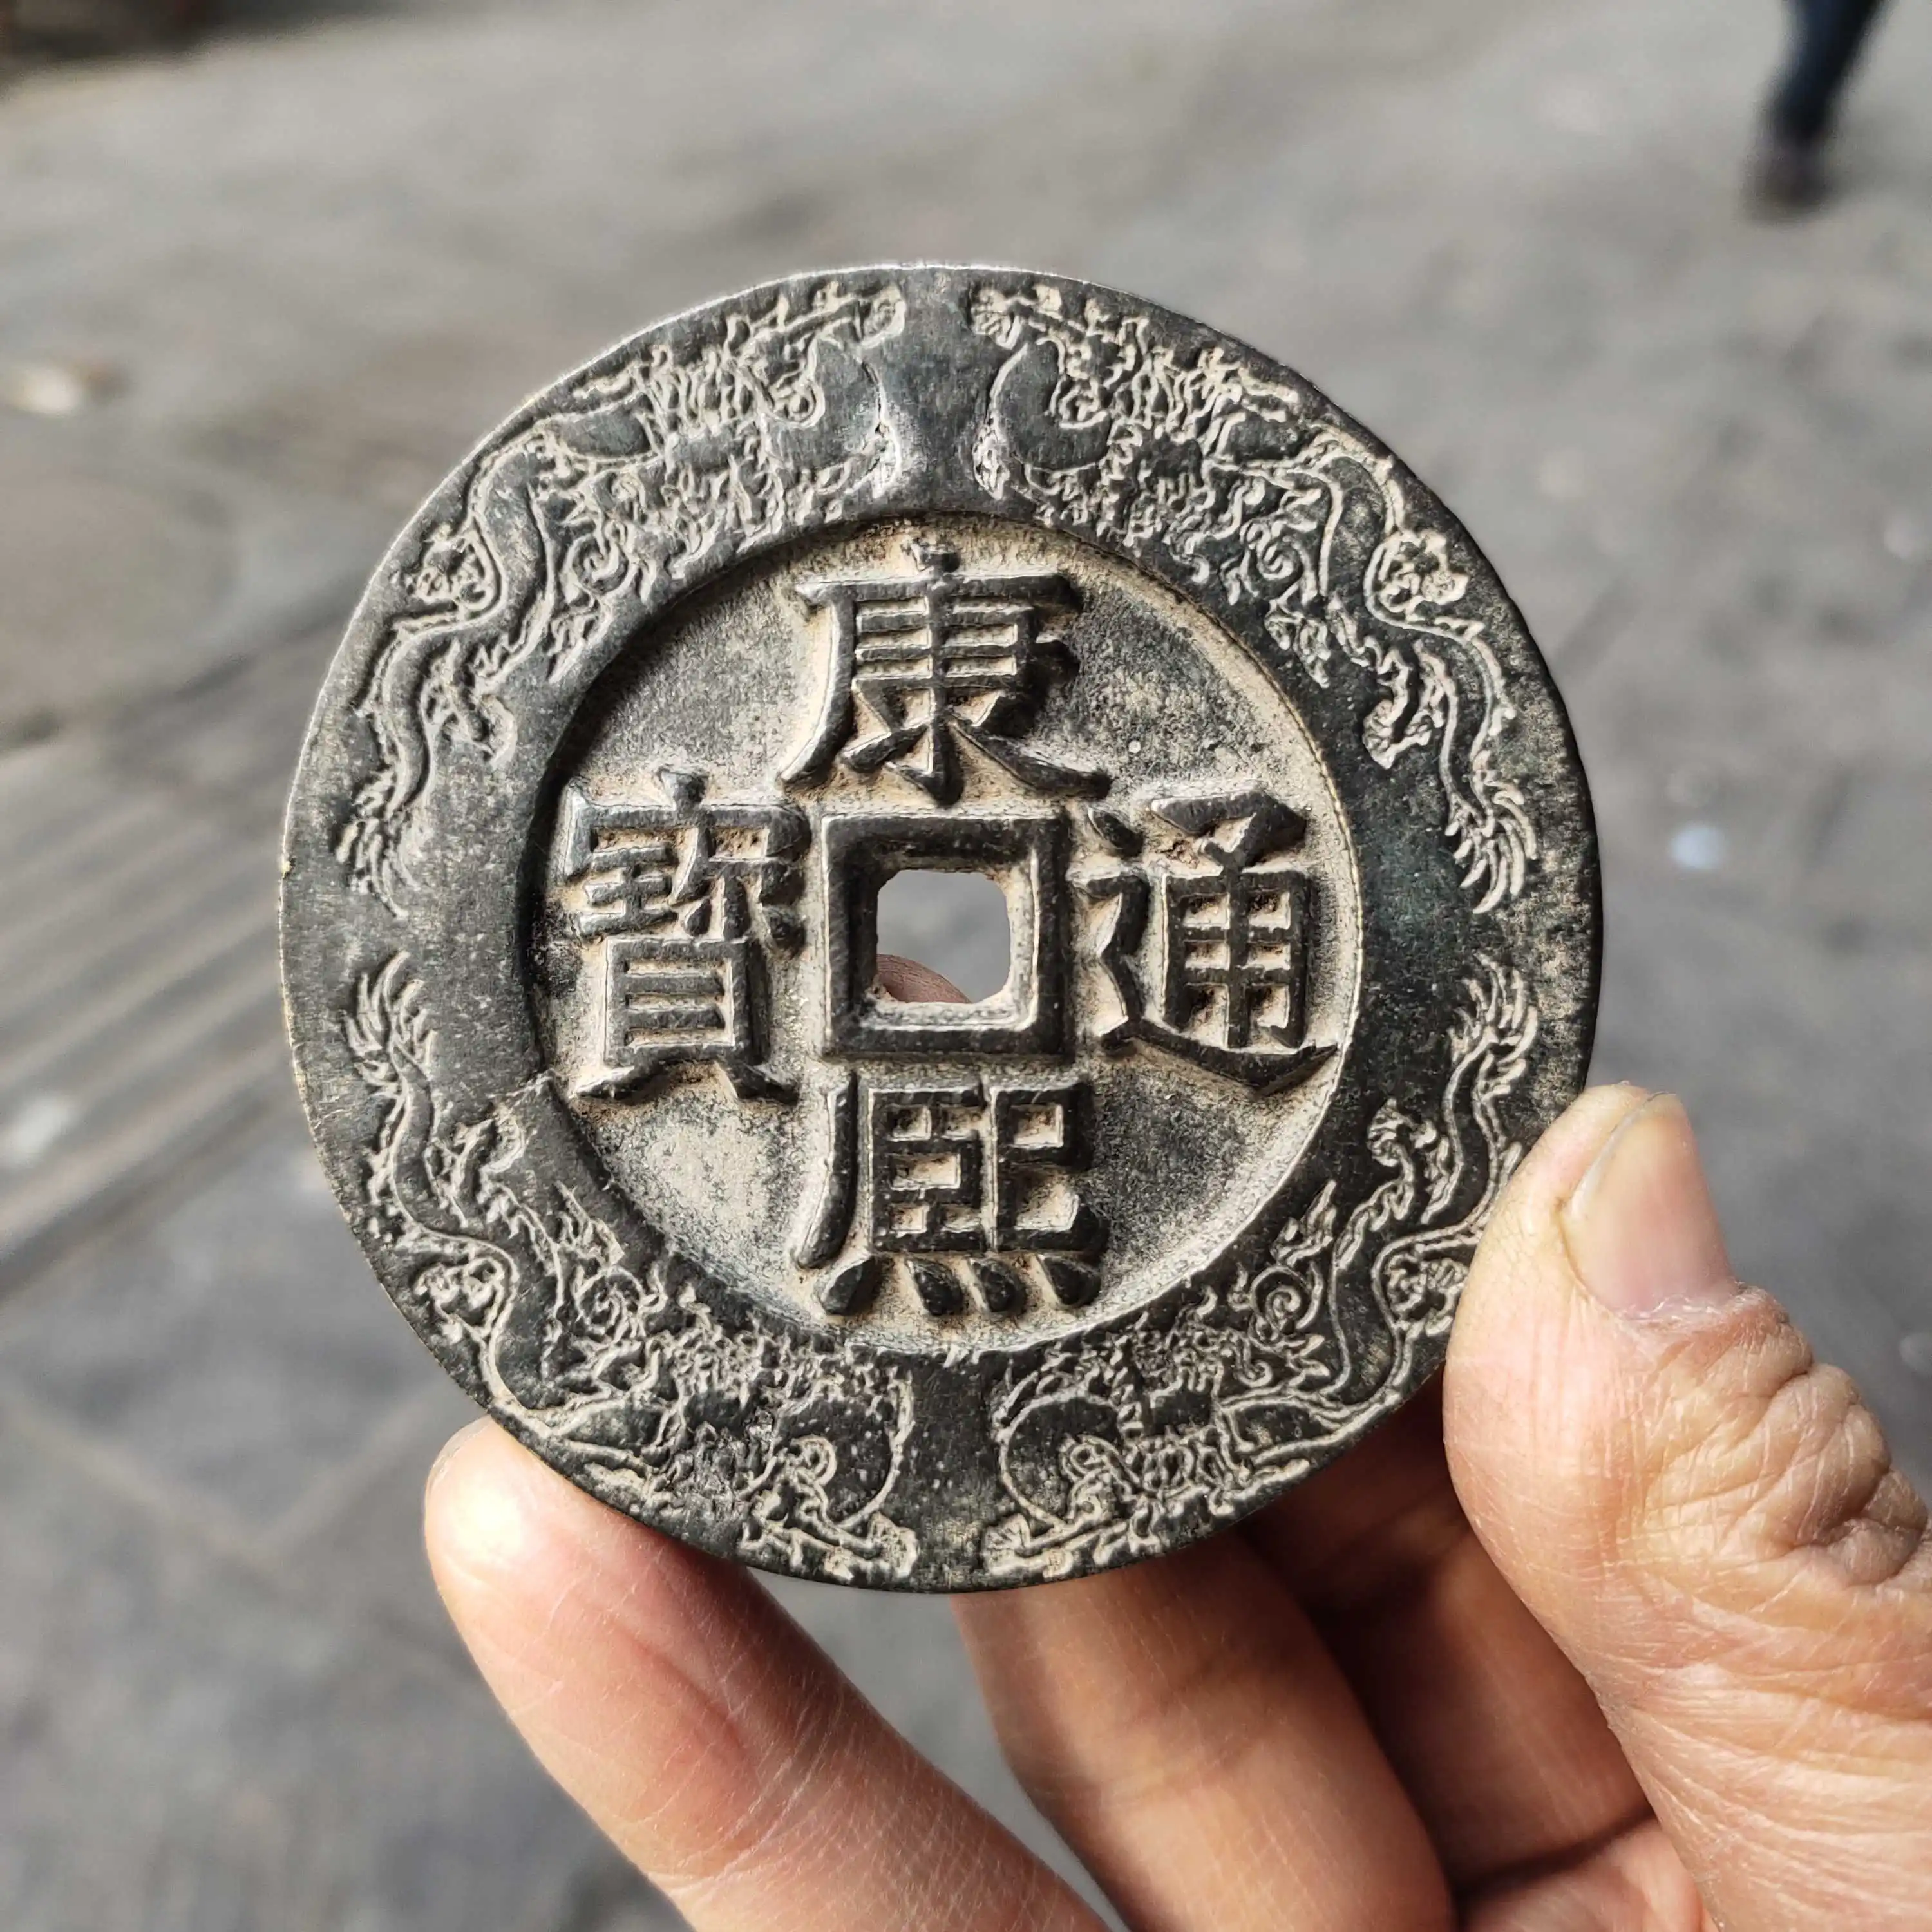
[
  {"left": 1244, "top": 1387, "right": 1647, "bottom": 1890},
  {"left": 955, "top": 1530, "right": 1453, "bottom": 1931}
]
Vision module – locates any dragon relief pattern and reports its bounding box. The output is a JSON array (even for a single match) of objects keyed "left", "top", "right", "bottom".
[
  {"left": 980, "top": 960, "right": 1537, "bottom": 1581},
  {"left": 969, "top": 282, "right": 1537, "bottom": 914},
  {"left": 344, "top": 955, "right": 919, "bottom": 1583},
  {"left": 338, "top": 278, "right": 907, "bottom": 909}
]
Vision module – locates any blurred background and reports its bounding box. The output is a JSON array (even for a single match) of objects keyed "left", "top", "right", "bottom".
[{"left": 1, "top": 0, "right": 1929, "bottom": 1926}]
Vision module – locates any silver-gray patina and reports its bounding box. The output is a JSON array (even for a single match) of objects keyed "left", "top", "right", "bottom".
[{"left": 281, "top": 267, "right": 1598, "bottom": 1591}]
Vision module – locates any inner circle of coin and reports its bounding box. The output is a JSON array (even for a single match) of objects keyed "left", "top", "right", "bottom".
[
  {"left": 535, "top": 512, "right": 1363, "bottom": 1349},
  {"left": 281, "top": 265, "right": 1598, "bottom": 1591}
]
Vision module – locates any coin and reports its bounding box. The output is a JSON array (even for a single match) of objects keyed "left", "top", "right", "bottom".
[{"left": 282, "top": 267, "right": 1598, "bottom": 1589}]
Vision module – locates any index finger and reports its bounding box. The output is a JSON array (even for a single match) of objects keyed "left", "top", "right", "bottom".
[{"left": 426, "top": 1422, "right": 1100, "bottom": 1932}]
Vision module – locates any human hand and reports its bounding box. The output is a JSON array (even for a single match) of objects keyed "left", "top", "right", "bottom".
[{"left": 424, "top": 960, "right": 1931, "bottom": 1929}]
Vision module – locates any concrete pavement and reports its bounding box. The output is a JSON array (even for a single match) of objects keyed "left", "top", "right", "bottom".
[{"left": 2, "top": 0, "right": 1929, "bottom": 1924}]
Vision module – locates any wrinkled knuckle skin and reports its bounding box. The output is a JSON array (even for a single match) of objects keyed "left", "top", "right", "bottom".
[
  {"left": 1616, "top": 1294, "right": 1932, "bottom": 1714},
  {"left": 653, "top": 1672, "right": 851, "bottom": 1892},
  {"left": 1640, "top": 1296, "right": 1927, "bottom": 1584}
]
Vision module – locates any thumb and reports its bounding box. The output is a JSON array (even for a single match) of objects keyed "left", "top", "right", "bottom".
[{"left": 1445, "top": 1086, "right": 1932, "bottom": 1929}]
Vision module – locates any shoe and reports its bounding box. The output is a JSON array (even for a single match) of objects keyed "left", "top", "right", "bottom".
[{"left": 1748, "top": 132, "right": 1830, "bottom": 216}]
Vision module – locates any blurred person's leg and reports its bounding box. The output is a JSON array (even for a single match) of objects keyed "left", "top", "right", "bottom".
[
  {"left": 1770, "top": 0, "right": 1888, "bottom": 142},
  {"left": 1752, "top": 0, "right": 1891, "bottom": 212}
]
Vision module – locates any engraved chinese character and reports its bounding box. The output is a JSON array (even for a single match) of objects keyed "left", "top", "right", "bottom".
[
  {"left": 553, "top": 772, "right": 805, "bottom": 1099},
  {"left": 784, "top": 540, "right": 1106, "bottom": 805},
  {"left": 867, "top": 1083, "right": 986, "bottom": 1262},
  {"left": 1087, "top": 789, "right": 1335, "bottom": 1096},
  {"left": 791, "top": 1073, "right": 1106, "bottom": 1317}
]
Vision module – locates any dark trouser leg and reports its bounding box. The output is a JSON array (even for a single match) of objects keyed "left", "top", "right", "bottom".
[{"left": 1769, "top": 0, "right": 1890, "bottom": 143}]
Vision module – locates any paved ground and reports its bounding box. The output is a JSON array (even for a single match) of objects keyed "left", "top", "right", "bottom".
[{"left": 1, "top": 0, "right": 1929, "bottom": 1926}]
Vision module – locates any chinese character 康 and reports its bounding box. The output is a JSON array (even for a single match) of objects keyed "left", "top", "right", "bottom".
[{"left": 783, "top": 540, "right": 1107, "bottom": 806}]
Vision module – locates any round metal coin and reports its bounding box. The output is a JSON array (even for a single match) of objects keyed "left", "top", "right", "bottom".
[{"left": 281, "top": 266, "right": 1598, "bottom": 1590}]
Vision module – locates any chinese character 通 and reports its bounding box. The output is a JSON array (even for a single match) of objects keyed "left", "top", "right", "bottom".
[{"left": 1087, "top": 788, "right": 1334, "bottom": 1097}]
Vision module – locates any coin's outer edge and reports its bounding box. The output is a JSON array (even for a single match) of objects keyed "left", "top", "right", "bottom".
[{"left": 280, "top": 265, "right": 1600, "bottom": 1591}]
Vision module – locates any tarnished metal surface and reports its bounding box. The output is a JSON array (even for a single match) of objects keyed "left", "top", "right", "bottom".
[{"left": 281, "top": 267, "right": 1598, "bottom": 1589}]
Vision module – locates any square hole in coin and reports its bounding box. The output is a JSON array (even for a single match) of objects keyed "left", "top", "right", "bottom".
[{"left": 875, "top": 869, "right": 1012, "bottom": 1001}]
